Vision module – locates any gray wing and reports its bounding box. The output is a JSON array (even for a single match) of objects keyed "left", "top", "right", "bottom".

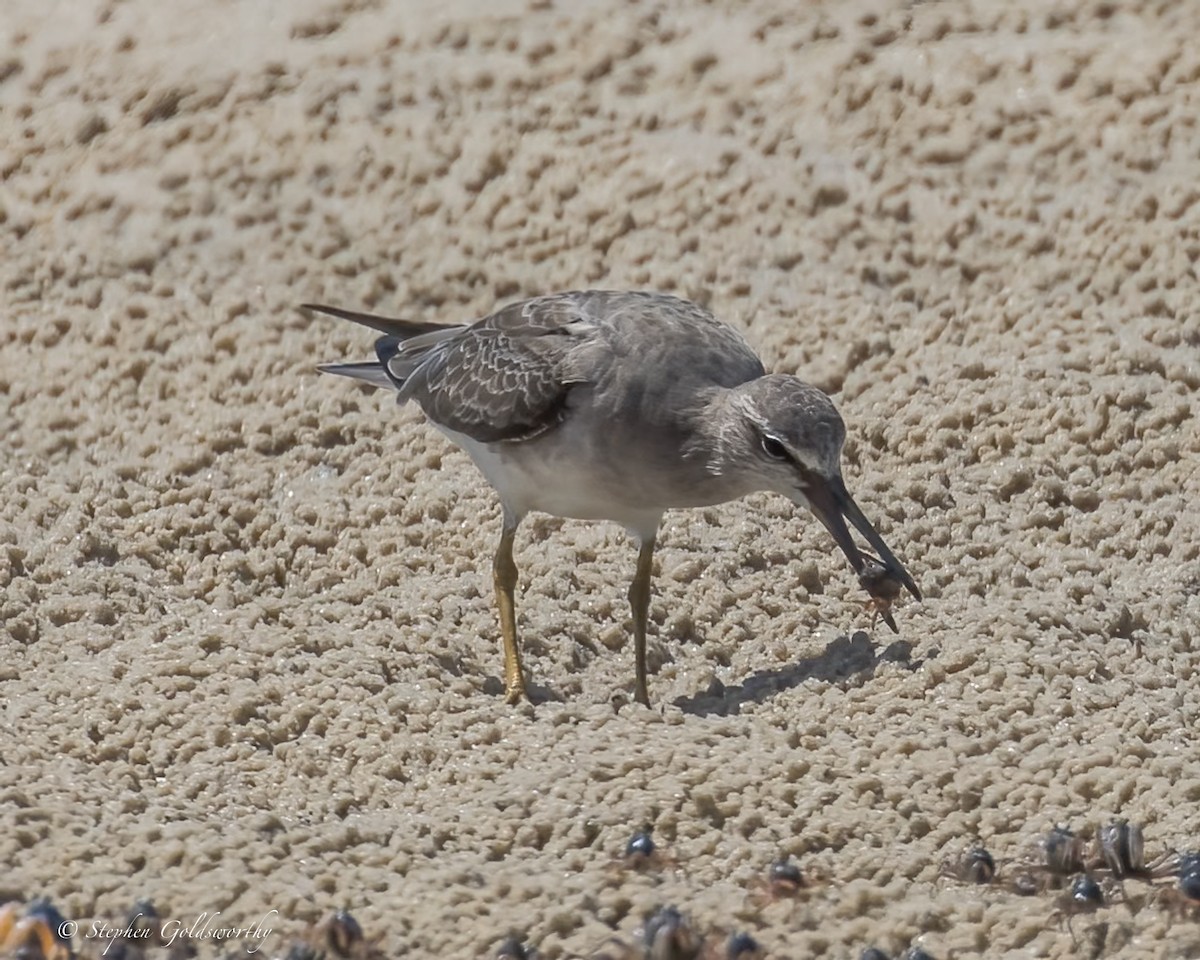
[
  {"left": 323, "top": 290, "right": 765, "bottom": 445},
  {"left": 396, "top": 292, "right": 597, "bottom": 444}
]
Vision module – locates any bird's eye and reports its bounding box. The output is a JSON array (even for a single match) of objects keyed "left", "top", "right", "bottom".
[{"left": 761, "top": 436, "right": 789, "bottom": 461}]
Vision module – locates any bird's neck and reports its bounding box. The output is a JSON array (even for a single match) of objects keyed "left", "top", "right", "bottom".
[{"left": 684, "top": 387, "right": 754, "bottom": 486}]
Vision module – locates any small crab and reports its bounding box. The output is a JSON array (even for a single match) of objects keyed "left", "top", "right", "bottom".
[
  {"left": 1, "top": 899, "right": 73, "bottom": 960},
  {"left": 1051, "top": 874, "right": 1119, "bottom": 944},
  {"left": 1091, "top": 819, "right": 1178, "bottom": 880},
  {"left": 1043, "top": 826, "right": 1087, "bottom": 876},
  {"left": 1008, "top": 826, "right": 1087, "bottom": 895},
  {"left": 589, "top": 906, "right": 704, "bottom": 960},
  {"left": 762, "top": 857, "right": 807, "bottom": 898},
  {"left": 495, "top": 934, "right": 538, "bottom": 959},
  {"left": 857, "top": 554, "right": 906, "bottom": 633},
  {"left": 643, "top": 907, "right": 703, "bottom": 960},
  {"left": 315, "top": 910, "right": 365, "bottom": 958},
  {"left": 1035, "top": 826, "right": 1086, "bottom": 885},
  {"left": 615, "top": 827, "right": 676, "bottom": 873},
  {"left": 939, "top": 845, "right": 996, "bottom": 885},
  {"left": 1155, "top": 853, "right": 1200, "bottom": 920},
  {"left": 722, "top": 932, "right": 763, "bottom": 960},
  {"left": 1095, "top": 820, "right": 1144, "bottom": 878},
  {"left": 626, "top": 829, "right": 658, "bottom": 868},
  {"left": 282, "top": 909, "right": 383, "bottom": 960},
  {"left": 588, "top": 907, "right": 749, "bottom": 960},
  {"left": 1062, "top": 873, "right": 1106, "bottom": 909},
  {"left": 745, "top": 856, "right": 824, "bottom": 911},
  {"left": 1177, "top": 853, "right": 1200, "bottom": 881}
]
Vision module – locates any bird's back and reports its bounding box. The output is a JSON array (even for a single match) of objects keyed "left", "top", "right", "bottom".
[
  {"left": 559, "top": 291, "right": 765, "bottom": 416},
  {"left": 364, "top": 290, "right": 766, "bottom": 445},
  {"left": 318, "top": 289, "right": 766, "bottom": 447}
]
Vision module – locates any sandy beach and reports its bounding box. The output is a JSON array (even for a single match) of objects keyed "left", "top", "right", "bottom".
[{"left": 2, "top": 0, "right": 1199, "bottom": 957}]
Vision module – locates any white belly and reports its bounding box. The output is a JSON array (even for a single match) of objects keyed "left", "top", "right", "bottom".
[{"left": 439, "top": 426, "right": 666, "bottom": 540}]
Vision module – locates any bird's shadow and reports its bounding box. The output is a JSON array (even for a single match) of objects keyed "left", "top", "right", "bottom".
[{"left": 673, "top": 632, "right": 930, "bottom": 717}]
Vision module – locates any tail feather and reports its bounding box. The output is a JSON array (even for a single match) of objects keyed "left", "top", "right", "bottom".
[
  {"left": 311, "top": 302, "right": 462, "bottom": 393},
  {"left": 316, "top": 361, "right": 394, "bottom": 390},
  {"left": 302, "top": 302, "right": 453, "bottom": 339}
]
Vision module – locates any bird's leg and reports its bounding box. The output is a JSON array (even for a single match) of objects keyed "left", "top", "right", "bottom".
[
  {"left": 493, "top": 522, "right": 527, "bottom": 704},
  {"left": 628, "top": 537, "right": 656, "bottom": 707}
]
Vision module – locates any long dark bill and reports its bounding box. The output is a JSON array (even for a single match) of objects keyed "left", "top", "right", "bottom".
[{"left": 805, "top": 475, "right": 921, "bottom": 601}]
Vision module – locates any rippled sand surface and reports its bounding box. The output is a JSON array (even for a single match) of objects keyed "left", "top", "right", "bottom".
[{"left": 2, "top": 1, "right": 1199, "bottom": 957}]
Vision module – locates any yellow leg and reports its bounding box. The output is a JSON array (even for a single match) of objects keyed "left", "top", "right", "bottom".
[
  {"left": 628, "top": 538, "right": 656, "bottom": 707},
  {"left": 493, "top": 524, "right": 528, "bottom": 704}
]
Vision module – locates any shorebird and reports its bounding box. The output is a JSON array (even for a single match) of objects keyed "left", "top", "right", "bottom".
[{"left": 311, "top": 290, "right": 919, "bottom": 706}]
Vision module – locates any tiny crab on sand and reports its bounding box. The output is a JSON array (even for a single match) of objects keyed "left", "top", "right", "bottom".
[{"left": 857, "top": 554, "right": 908, "bottom": 632}]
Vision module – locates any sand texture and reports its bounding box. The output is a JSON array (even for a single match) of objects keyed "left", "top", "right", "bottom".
[{"left": 2, "top": 0, "right": 1200, "bottom": 957}]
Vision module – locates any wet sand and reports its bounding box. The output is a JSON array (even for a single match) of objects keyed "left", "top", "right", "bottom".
[{"left": 2, "top": 0, "right": 1199, "bottom": 957}]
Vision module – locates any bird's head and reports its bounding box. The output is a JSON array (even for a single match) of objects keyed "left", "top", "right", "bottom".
[{"left": 726, "top": 375, "right": 920, "bottom": 601}]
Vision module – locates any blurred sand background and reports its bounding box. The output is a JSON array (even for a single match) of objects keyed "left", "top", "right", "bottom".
[{"left": 2, "top": 0, "right": 1199, "bottom": 956}]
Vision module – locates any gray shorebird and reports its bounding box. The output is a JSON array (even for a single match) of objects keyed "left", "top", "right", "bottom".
[{"left": 311, "top": 290, "right": 919, "bottom": 706}]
